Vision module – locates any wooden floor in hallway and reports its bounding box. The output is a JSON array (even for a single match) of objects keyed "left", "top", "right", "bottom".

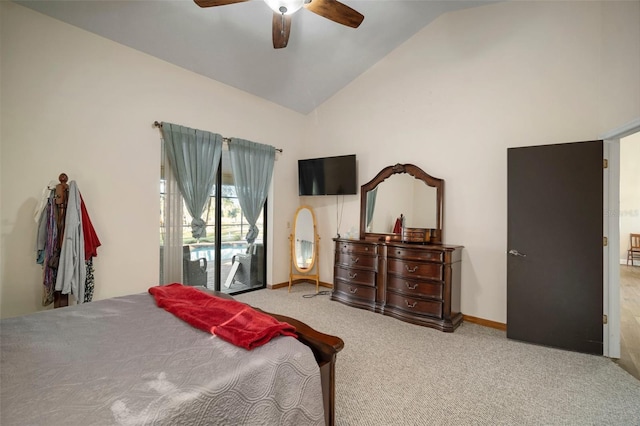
[{"left": 617, "top": 265, "right": 640, "bottom": 381}]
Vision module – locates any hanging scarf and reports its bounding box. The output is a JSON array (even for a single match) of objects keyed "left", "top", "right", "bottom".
[{"left": 42, "top": 194, "right": 57, "bottom": 306}]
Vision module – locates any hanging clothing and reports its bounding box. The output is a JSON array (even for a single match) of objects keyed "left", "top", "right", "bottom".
[
  {"left": 54, "top": 181, "right": 86, "bottom": 303},
  {"left": 39, "top": 194, "right": 58, "bottom": 306},
  {"left": 36, "top": 180, "right": 101, "bottom": 306},
  {"left": 35, "top": 196, "right": 51, "bottom": 266},
  {"left": 35, "top": 182, "right": 59, "bottom": 265},
  {"left": 84, "top": 258, "right": 95, "bottom": 303},
  {"left": 80, "top": 194, "right": 101, "bottom": 259},
  {"left": 80, "top": 194, "right": 101, "bottom": 302},
  {"left": 33, "top": 181, "right": 57, "bottom": 224}
]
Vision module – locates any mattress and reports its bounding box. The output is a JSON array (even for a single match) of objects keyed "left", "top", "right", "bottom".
[{"left": 0, "top": 292, "right": 324, "bottom": 425}]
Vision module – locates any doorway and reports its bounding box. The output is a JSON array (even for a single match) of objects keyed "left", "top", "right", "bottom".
[
  {"left": 602, "top": 119, "right": 640, "bottom": 360},
  {"left": 615, "top": 131, "right": 640, "bottom": 379},
  {"left": 506, "top": 123, "right": 640, "bottom": 359}
]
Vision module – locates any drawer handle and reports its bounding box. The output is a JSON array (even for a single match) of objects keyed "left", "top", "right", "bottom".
[
  {"left": 364, "top": 247, "right": 369, "bottom": 251},
  {"left": 405, "top": 300, "right": 417, "bottom": 308},
  {"left": 349, "top": 287, "right": 358, "bottom": 294},
  {"left": 405, "top": 265, "right": 418, "bottom": 273},
  {"left": 348, "top": 272, "right": 358, "bottom": 279},
  {"left": 405, "top": 282, "right": 418, "bottom": 290},
  {"left": 351, "top": 256, "right": 359, "bottom": 264}
]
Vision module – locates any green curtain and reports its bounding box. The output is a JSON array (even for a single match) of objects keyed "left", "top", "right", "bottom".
[
  {"left": 161, "top": 122, "right": 222, "bottom": 240},
  {"left": 228, "top": 138, "right": 275, "bottom": 245}
]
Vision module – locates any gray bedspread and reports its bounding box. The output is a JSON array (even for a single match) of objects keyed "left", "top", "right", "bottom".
[{"left": 0, "top": 292, "right": 324, "bottom": 425}]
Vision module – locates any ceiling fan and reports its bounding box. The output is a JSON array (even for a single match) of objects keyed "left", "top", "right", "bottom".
[{"left": 194, "top": 0, "right": 364, "bottom": 49}]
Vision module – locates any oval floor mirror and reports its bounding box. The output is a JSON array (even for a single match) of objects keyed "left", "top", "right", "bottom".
[{"left": 289, "top": 205, "right": 320, "bottom": 293}]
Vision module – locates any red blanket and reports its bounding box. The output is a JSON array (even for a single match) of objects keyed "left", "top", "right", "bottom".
[{"left": 148, "top": 284, "right": 297, "bottom": 350}]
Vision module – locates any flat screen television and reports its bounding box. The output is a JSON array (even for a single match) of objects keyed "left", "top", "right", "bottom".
[{"left": 298, "top": 154, "right": 357, "bottom": 196}]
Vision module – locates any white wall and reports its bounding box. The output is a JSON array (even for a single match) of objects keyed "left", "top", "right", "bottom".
[
  {"left": 303, "top": 0, "right": 640, "bottom": 323},
  {"left": 620, "top": 132, "right": 640, "bottom": 261},
  {"left": 0, "top": 2, "right": 305, "bottom": 318},
  {"left": 2, "top": 1, "right": 638, "bottom": 324}
]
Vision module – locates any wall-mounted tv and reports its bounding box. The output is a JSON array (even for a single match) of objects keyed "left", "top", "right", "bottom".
[{"left": 298, "top": 154, "right": 357, "bottom": 196}]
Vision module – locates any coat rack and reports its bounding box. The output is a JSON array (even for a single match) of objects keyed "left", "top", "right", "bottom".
[
  {"left": 53, "top": 172, "right": 70, "bottom": 308},
  {"left": 38, "top": 173, "right": 101, "bottom": 308}
]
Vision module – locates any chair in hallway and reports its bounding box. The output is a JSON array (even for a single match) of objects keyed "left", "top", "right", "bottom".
[{"left": 627, "top": 233, "right": 640, "bottom": 266}]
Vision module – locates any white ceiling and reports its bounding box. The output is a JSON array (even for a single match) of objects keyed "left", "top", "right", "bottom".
[{"left": 15, "top": 0, "right": 495, "bottom": 114}]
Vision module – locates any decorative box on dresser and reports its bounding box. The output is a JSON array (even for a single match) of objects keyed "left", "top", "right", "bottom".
[{"left": 331, "top": 163, "right": 463, "bottom": 332}]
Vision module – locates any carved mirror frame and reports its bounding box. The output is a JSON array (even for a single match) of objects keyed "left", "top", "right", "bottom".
[
  {"left": 289, "top": 205, "right": 320, "bottom": 293},
  {"left": 359, "top": 163, "right": 444, "bottom": 244}
]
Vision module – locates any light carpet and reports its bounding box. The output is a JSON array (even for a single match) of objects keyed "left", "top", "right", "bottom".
[{"left": 236, "top": 283, "right": 640, "bottom": 426}]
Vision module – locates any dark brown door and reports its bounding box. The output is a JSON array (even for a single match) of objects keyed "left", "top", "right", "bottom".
[{"left": 507, "top": 141, "right": 603, "bottom": 355}]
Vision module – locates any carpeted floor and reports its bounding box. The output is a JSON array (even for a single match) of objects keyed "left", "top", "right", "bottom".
[{"left": 236, "top": 283, "right": 640, "bottom": 426}]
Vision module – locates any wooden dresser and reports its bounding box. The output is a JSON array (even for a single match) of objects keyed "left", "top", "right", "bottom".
[
  {"left": 332, "top": 238, "right": 463, "bottom": 332},
  {"left": 332, "top": 239, "right": 382, "bottom": 312}
]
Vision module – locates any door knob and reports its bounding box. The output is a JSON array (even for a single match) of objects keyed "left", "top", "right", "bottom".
[{"left": 508, "top": 249, "right": 527, "bottom": 257}]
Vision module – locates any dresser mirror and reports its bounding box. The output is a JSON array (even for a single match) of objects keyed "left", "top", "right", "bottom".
[
  {"left": 359, "top": 164, "right": 443, "bottom": 244},
  {"left": 289, "top": 205, "right": 320, "bottom": 292}
]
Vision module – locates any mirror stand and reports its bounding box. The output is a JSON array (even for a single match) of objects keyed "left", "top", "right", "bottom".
[{"left": 289, "top": 206, "right": 320, "bottom": 293}]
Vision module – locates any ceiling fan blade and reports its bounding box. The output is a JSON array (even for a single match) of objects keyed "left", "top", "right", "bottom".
[
  {"left": 194, "top": 0, "right": 250, "bottom": 8},
  {"left": 304, "top": 0, "right": 364, "bottom": 28},
  {"left": 272, "top": 12, "right": 292, "bottom": 49}
]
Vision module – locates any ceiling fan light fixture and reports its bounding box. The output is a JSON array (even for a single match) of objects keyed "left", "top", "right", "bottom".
[{"left": 264, "top": 0, "right": 305, "bottom": 15}]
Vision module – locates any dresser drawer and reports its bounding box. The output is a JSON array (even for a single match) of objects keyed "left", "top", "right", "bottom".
[
  {"left": 334, "top": 266, "right": 376, "bottom": 287},
  {"left": 388, "top": 246, "right": 443, "bottom": 262},
  {"left": 335, "top": 252, "right": 377, "bottom": 270},
  {"left": 387, "top": 276, "right": 443, "bottom": 300},
  {"left": 386, "top": 292, "right": 443, "bottom": 318},
  {"left": 334, "top": 280, "right": 376, "bottom": 302},
  {"left": 336, "top": 241, "right": 377, "bottom": 256},
  {"left": 387, "top": 258, "right": 443, "bottom": 281}
]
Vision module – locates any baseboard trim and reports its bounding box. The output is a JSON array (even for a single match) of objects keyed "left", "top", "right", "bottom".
[
  {"left": 463, "top": 315, "right": 506, "bottom": 331},
  {"left": 262, "top": 285, "right": 506, "bottom": 331},
  {"left": 268, "top": 280, "right": 334, "bottom": 290}
]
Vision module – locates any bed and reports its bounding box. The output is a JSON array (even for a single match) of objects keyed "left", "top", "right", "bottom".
[{"left": 0, "top": 286, "right": 343, "bottom": 426}]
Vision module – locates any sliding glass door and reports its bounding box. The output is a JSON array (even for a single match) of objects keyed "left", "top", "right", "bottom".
[{"left": 160, "top": 146, "right": 267, "bottom": 294}]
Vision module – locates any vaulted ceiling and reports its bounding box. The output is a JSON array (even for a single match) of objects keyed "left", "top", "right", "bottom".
[{"left": 16, "top": 0, "right": 495, "bottom": 114}]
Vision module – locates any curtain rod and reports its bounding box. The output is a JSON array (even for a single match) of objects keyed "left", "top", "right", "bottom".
[{"left": 153, "top": 121, "right": 283, "bottom": 153}]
